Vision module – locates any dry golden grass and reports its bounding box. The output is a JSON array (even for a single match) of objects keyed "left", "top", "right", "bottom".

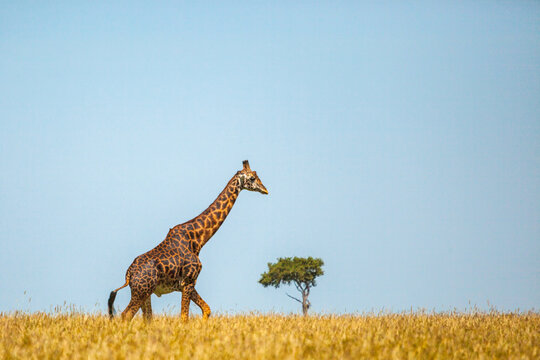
[{"left": 1, "top": 311, "right": 538, "bottom": 359}]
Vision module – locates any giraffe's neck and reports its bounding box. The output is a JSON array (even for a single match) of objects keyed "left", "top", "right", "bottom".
[{"left": 193, "top": 173, "right": 242, "bottom": 250}]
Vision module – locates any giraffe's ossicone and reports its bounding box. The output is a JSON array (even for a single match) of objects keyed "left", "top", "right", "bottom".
[{"left": 108, "top": 160, "right": 268, "bottom": 321}]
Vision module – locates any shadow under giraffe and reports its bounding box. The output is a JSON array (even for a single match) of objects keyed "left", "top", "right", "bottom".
[{"left": 108, "top": 160, "right": 268, "bottom": 321}]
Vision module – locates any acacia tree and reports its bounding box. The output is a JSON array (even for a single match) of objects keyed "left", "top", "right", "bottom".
[{"left": 259, "top": 256, "right": 324, "bottom": 316}]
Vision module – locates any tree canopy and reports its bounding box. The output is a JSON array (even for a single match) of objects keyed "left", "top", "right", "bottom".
[{"left": 259, "top": 256, "right": 324, "bottom": 289}]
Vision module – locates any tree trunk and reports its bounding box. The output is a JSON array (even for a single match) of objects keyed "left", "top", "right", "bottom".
[
  {"left": 301, "top": 289, "right": 310, "bottom": 316},
  {"left": 289, "top": 282, "right": 311, "bottom": 316}
]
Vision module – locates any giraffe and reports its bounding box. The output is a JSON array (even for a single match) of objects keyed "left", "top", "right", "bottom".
[{"left": 108, "top": 160, "right": 268, "bottom": 322}]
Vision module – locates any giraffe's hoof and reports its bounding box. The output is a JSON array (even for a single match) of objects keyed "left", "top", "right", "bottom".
[{"left": 203, "top": 308, "right": 211, "bottom": 319}]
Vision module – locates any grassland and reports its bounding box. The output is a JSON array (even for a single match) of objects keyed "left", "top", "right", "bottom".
[{"left": 1, "top": 311, "right": 538, "bottom": 359}]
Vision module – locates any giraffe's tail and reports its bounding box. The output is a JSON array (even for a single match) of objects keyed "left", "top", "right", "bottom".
[{"left": 108, "top": 280, "right": 129, "bottom": 319}]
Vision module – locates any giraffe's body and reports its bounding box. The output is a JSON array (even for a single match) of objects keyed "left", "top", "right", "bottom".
[{"left": 108, "top": 161, "right": 268, "bottom": 321}]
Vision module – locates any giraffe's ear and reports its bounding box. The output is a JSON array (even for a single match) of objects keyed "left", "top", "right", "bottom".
[{"left": 243, "top": 160, "right": 251, "bottom": 171}]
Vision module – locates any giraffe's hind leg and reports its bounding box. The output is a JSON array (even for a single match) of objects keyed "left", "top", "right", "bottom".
[
  {"left": 190, "top": 289, "right": 211, "bottom": 319},
  {"left": 122, "top": 289, "right": 154, "bottom": 321},
  {"left": 121, "top": 296, "right": 143, "bottom": 321},
  {"left": 141, "top": 295, "right": 153, "bottom": 322},
  {"left": 121, "top": 266, "right": 157, "bottom": 321}
]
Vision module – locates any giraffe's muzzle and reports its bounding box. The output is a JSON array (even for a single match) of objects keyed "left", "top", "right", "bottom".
[{"left": 258, "top": 183, "right": 269, "bottom": 195}]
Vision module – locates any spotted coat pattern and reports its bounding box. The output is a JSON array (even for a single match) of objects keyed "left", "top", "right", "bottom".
[{"left": 109, "top": 161, "right": 268, "bottom": 322}]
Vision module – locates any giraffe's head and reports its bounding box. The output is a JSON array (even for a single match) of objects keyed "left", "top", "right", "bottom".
[{"left": 238, "top": 160, "right": 269, "bottom": 195}]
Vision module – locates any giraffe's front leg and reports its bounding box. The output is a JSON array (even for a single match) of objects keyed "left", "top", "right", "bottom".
[
  {"left": 181, "top": 282, "right": 194, "bottom": 322},
  {"left": 179, "top": 252, "right": 202, "bottom": 322},
  {"left": 190, "top": 289, "right": 211, "bottom": 319},
  {"left": 141, "top": 296, "right": 152, "bottom": 322}
]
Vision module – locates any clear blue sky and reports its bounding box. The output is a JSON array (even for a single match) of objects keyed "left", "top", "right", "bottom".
[{"left": 1, "top": 1, "right": 539, "bottom": 315}]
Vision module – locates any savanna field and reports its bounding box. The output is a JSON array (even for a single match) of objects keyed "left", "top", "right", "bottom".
[{"left": 1, "top": 311, "right": 538, "bottom": 359}]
